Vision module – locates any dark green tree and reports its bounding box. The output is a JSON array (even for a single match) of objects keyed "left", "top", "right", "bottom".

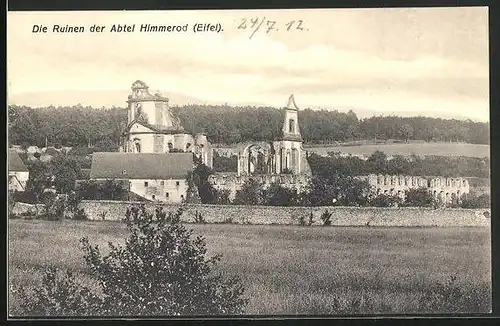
[
  {"left": 233, "top": 179, "right": 263, "bottom": 205},
  {"left": 403, "top": 187, "right": 435, "bottom": 207}
]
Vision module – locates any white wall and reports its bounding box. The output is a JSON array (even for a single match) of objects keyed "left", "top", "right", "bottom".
[
  {"left": 9, "top": 171, "right": 29, "bottom": 191},
  {"left": 130, "top": 178, "right": 189, "bottom": 203}
]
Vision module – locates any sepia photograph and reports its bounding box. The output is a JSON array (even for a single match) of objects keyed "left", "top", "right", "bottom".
[{"left": 7, "top": 7, "right": 491, "bottom": 317}]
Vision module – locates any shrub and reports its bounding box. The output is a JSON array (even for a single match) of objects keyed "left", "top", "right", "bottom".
[
  {"left": 308, "top": 211, "right": 315, "bottom": 226},
  {"left": 460, "top": 193, "right": 490, "bottom": 209},
  {"left": 262, "top": 183, "right": 299, "bottom": 206},
  {"left": 72, "top": 208, "right": 88, "bottom": 221},
  {"left": 16, "top": 204, "right": 248, "bottom": 316},
  {"left": 403, "top": 187, "right": 436, "bottom": 208},
  {"left": 11, "top": 190, "right": 38, "bottom": 204},
  {"left": 299, "top": 214, "right": 307, "bottom": 226},
  {"left": 212, "top": 189, "right": 231, "bottom": 205},
  {"left": 298, "top": 212, "right": 314, "bottom": 226},
  {"left": 233, "top": 178, "right": 263, "bottom": 205},
  {"left": 15, "top": 268, "right": 103, "bottom": 316},
  {"left": 320, "top": 209, "right": 332, "bottom": 226},
  {"left": 40, "top": 193, "right": 65, "bottom": 221},
  {"left": 369, "top": 194, "right": 401, "bottom": 207}
]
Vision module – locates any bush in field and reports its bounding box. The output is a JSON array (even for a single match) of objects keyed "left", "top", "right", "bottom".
[
  {"left": 262, "top": 182, "right": 300, "bottom": 206},
  {"left": 320, "top": 209, "right": 332, "bottom": 226},
  {"left": 403, "top": 187, "right": 436, "bottom": 207},
  {"left": 233, "top": 178, "right": 263, "bottom": 205},
  {"left": 16, "top": 205, "right": 248, "bottom": 316},
  {"left": 298, "top": 211, "right": 314, "bottom": 226},
  {"left": 369, "top": 194, "right": 401, "bottom": 207}
]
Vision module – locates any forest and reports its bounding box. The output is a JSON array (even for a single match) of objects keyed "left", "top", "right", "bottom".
[{"left": 8, "top": 104, "right": 489, "bottom": 148}]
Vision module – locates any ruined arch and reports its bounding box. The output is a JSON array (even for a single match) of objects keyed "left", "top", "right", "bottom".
[{"left": 236, "top": 141, "right": 275, "bottom": 176}]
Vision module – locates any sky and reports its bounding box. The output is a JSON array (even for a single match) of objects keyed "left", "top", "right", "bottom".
[{"left": 7, "top": 8, "right": 490, "bottom": 121}]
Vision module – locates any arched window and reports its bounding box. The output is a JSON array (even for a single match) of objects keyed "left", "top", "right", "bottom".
[
  {"left": 133, "top": 138, "right": 141, "bottom": 153},
  {"left": 289, "top": 119, "right": 295, "bottom": 133}
]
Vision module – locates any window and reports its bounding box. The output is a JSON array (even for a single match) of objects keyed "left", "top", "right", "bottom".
[
  {"left": 176, "top": 181, "right": 180, "bottom": 186},
  {"left": 144, "top": 181, "right": 148, "bottom": 187},
  {"left": 289, "top": 119, "right": 295, "bottom": 133},
  {"left": 160, "top": 181, "right": 164, "bottom": 185},
  {"left": 165, "top": 192, "right": 169, "bottom": 198}
]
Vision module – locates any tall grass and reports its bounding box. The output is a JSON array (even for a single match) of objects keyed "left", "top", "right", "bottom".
[{"left": 8, "top": 220, "right": 491, "bottom": 315}]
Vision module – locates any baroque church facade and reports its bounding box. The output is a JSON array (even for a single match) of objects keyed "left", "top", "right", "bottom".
[
  {"left": 120, "top": 80, "right": 213, "bottom": 168},
  {"left": 89, "top": 80, "right": 213, "bottom": 203}
]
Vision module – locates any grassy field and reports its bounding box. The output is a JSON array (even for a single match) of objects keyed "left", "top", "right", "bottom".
[
  {"left": 8, "top": 220, "right": 491, "bottom": 316},
  {"left": 304, "top": 142, "right": 490, "bottom": 158}
]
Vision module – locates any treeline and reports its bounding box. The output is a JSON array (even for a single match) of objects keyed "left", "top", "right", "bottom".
[
  {"left": 174, "top": 105, "right": 490, "bottom": 144},
  {"left": 8, "top": 105, "right": 127, "bottom": 148},
  {"left": 8, "top": 104, "right": 489, "bottom": 147}
]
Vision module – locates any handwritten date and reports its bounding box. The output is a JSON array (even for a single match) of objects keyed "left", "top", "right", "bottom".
[{"left": 238, "top": 17, "right": 308, "bottom": 39}]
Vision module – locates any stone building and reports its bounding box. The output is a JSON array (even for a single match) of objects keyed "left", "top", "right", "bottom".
[
  {"left": 88, "top": 80, "right": 214, "bottom": 203},
  {"left": 362, "top": 174, "right": 470, "bottom": 205},
  {"left": 90, "top": 152, "right": 193, "bottom": 203},
  {"left": 8, "top": 149, "right": 29, "bottom": 192},
  {"left": 120, "top": 80, "right": 212, "bottom": 168},
  {"left": 209, "top": 94, "right": 312, "bottom": 199}
]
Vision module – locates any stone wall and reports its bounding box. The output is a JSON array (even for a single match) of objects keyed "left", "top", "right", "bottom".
[
  {"left": 10, "top": 202, "right": 46, "bottom": 216},
  {"left": 79, "top": 200, "right": 491, "bottom": 227}
]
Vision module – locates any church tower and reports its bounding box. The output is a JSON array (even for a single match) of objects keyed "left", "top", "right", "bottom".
[
  {"left": 119, "top": 80, "right": 213, "bottom": 168},
  {"left": 281, "top": 94, "right": 302, "bottom": 142},
  {"left": 273, "top": 94, "right": 311, "bottom": 175}
]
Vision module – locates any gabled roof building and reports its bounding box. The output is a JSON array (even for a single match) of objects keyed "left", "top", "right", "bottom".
[{"left": 8, "top": 149, "right": 30, "bottom": 191}]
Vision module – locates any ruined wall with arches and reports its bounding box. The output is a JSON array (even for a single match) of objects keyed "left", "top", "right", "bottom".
[
  {"left": 209, "top": 172, "right": 311, "bottom": 200},
  {"left": 235, "top": 141, "right": 311, "bottom": 177},
  {"left": 363, "top": 174, "right": 470, "bottom": 204}
]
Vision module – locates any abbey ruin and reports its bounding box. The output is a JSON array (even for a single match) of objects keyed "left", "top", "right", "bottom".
[
  {"left": 361, "top": 174, "right": 470, "bottom": 204},
  {"left": 209, "top": 94, "right": 312, "bottom": 199},
  {"left": 87, "top": 80, "right": 470, "bottom": 205}
]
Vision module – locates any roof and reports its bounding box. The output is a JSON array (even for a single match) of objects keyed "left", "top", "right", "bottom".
[
  {"left": 124, "top": 119, "right": 185, "bottom": 135},
  {"left": 8, "top": 149, "right": 28, "bottom": 172},
  {"left": 90, "top": 152, "right": 193, "bottom": 180}
]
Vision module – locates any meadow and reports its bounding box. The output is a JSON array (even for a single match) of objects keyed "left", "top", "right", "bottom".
[
  {"left": 304, "top": 142, "right": 490, "bottom": 158},
  {"left": 8, "top": 219, "right": 491, "bottom": 316}
]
